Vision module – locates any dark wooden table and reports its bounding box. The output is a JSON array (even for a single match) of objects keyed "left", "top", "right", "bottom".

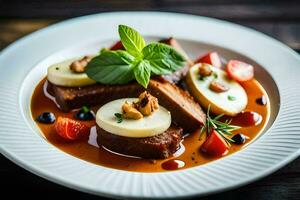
[{"left": 0, "top": 0, "right": 299, "bottom": 199}]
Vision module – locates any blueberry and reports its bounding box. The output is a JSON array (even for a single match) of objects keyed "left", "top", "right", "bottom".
[
  {"left": 36, "top": 112, "right": 56, "bottom": 124},
  {"left": 74, "top": 106, "right": 95, "bottom": 121},
  {"left": 232, "top": 133, "right": 248, "bottom": 145},
  {"left": 256, "top": 96, "right": 267, "bottom": 106}
]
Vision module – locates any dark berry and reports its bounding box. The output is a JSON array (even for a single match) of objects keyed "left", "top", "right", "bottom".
[
  {"left": 74, "top": 106, "right": 95, "bottom": 121},
  {"left": 232, "top": 133, "right": 248, "bottom": 145},
  {"left": 256, "top": 96, "right": 267, "bottom": 105},
  {"left": 36, "top": 112, "right": 56, "bottom": 124}
]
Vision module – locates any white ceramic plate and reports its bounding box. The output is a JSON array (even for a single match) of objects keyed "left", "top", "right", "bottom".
[{"left": 0, "top": 12, "right": 299, "bottom": 199}]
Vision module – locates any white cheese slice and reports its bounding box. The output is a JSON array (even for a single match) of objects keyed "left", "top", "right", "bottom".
[
  {"left": 96, "top": 98, "right": 171, "bottom": 138},
  {"left": 47, "top": 58, "right": 96, "bottom": 87},
  {"left": 186, "top": 63, "right": 248, "bottom": 116}
]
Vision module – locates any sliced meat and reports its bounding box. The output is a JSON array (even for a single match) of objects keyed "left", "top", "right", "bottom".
[
  {"left": 48, "top": 78, "right": 205, "bottom": 132},
  {"left": 48, "top": 81, "right": 143, "bottom": 112},
  {"left": 97, "top": 124, "right": 183, "bottom": 159},
  {"left": 148, "top": 79, "right": 205, "bottom": 132},
  {"left": 160, "top": 37, "right": 194, "bottom": 84}
]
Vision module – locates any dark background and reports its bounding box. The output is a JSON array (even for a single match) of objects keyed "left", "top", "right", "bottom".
[{"left": 0, "top": 0, "right": 299, "bottom": 199}]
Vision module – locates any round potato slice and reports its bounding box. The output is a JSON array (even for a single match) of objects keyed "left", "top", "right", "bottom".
[
  {"left": 186, "top": 63, "right": 247, "bottom": 116},
  {"left": 96, "top": 98, "right": 171, "bottom": 138},
  {"left": 47, "top": 58, "right": 96, "bottom": 87}
]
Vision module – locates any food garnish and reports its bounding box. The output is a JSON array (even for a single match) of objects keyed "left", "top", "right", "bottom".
[
  {"left": 227, "top": 95, "right": 236, "bottom": 101},
  {"left": 121, "top": 92, "right": 159, "bottom": 120},
  {"left": 226, "top": 60, "right": 254, "bottom": 82},
  {"left": 114, "top": 113, "right": 123, "bottom": 123},
  {"left": 70, "top": 56, "right": 93, "bottom": 73},
  {"left": 232, "top": 133, "right": 249, "bottom": 145},
  {"left": 74, "top": 106, "right": 95, "bottom": 121},
  {"left": 122, "top": 101, "right": 143, "bottom": 120},
  {"left": 86, "top": 25, "right": 186, "bottom": 88},
  {"left": 209, "top": 81, "right": 229, "bottom": 93},
  {"left": 134, "top": 91, "right": 159, "bottom": 116},
  {"left": 198, "top": 63, "right": 213, "bottom": 77},
  {"left": 195, "top": 52, "right": 222, "bottom": 68},
  {"left": 55, "top": 117, "right": 90, "bottom": 140},
  {"left": 200, "top": 106, "right": 240, "bottom": 146},
  {"left": 36, "top": 112, "right": 56, "bottom": 124}
]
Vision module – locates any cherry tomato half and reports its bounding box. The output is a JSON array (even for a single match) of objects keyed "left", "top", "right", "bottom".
[
  {"left": 226, "top": 60, "right": 254, "bottom": 82},
  {"left": 195, "top": 52, "right": 222, "bottom": 68},
  {"left": 201, "top": 130, "right": 229, "bottom": 157}
]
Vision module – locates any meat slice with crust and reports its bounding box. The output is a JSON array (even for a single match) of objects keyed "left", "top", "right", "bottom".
[{"left": 97, "top": 124, "right": 183, "bottom": 159}]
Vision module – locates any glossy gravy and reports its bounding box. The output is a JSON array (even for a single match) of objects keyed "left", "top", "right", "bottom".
[{"left": 31, "top": 78, "right": 270, "bottom": 172}]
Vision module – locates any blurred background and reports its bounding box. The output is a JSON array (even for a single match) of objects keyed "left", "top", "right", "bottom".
[
  {"left": 0, "top": 0, "right": 299, "bottom": 51},
  {"left": 0, "top": 0, "right": 299, "bottom": 200}
]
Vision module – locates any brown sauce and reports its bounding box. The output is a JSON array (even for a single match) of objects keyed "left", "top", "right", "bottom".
[{"left": 31, "top": 78, "right": 270, "bottom": 172}]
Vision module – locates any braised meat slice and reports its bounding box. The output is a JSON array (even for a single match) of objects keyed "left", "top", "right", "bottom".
[
  {"left": 48, "top": 81, "right": 143, "bottom": 112},
  {"left": 97, "top": 124, "right": 183, "bottom": 159},
  {"left": 48, "top": 78, "right": 205, "bottom": 132},
  {"left": 148, "top": 79, "right": 205, "bottom": 132},
  {"left": 160, "top": 37, "right": 194, "bottom": 84}
]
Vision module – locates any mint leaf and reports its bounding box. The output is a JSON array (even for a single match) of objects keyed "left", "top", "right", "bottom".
[
  {"left": 86, "top": 50, "right": 135, "bottom": 85},
  {"left": 142, "top": 43, "right": 186, "bottom": 75},
  {"left": 134, "top": 60, "right": 151, "bottom": 88},
  {"left": 118, "top": 25, "right": 145, "bottom": 57},
  {"left": 86, "top": 25, "right": 187, "bottom": 89}
]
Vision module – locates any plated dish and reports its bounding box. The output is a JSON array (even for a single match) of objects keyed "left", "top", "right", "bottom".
[
  {"left": 31, "top": 25, "right": 270, "bottom": 172},
  {"left": 0, "top": 12, "right": 299, "bottom": 199}
]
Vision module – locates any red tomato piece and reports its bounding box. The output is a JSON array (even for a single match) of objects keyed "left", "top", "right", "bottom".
[
  {"left": 232, "top": 111, "right": 262, "bottom": 127},
  {"left": 201, "top": 130, "right": 229, "bottom": 157},
  {"left": 195, "top": 52, "right": 222, "bottom": 68},
  {"left": 109, "top": 40, "right": 124, "bottom": 50},
  {"left": 55, "top": 117, "right": 90, "bottom": 140},
  {"left": 226, "top": 60, "right": 254, "bottom": 82}
]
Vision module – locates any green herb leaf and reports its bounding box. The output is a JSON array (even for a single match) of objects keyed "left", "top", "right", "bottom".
[
  {"left": 213, "top": 72, "right": 218, "bottom": 79},
  {"left": 118, "top": 25, "right": 145, "bottom": 57},
  {"left": 199, "top": 76, "right": 207, "bottom": 81},
  {"left": 142, "top": 43, "right": 186, "bottom": 75},
  {"left": 228, "top": 95, "right": 236, "bottom": 101},
  {"left": 86, "top": 25, "right": 186, "bottom": 88},
  {"left": 86, "top": 50, "right": 135, "bottom": 85},
  {"left": 134, "top": 60, "right": 151, "bottom": 88},
  {"left": 114, "top": 113, "right": 123, "bottom": 123},
  {"left": 81, "top": 106, "right": 90, "bottom": 113},
  {"left": 201, "top": 105, "right": 240, "bottom": 146}
]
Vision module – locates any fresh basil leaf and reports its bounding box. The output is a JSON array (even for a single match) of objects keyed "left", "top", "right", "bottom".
[
  {"left": 133, "top": 60, "right": 151, "bottom": 88},
  {"left": 142, "top": 43, "right": 186, "bottom": 75},
  {"left": 86, "top": 50, "right": 135, "bottom": 84},
  {"left": 118, "top": 25, "right": 146, "bottom": 57}
]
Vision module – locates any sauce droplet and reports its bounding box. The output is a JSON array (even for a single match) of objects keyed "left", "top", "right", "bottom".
[
  {"left": 256, "top": 96, "right": 267, "bottom": 106},
  {"left": 232, "top": 111, "right": 262, "bottom": 127},
  {"left": 162, "top": 159, "right": 185, "bottom": 170}
]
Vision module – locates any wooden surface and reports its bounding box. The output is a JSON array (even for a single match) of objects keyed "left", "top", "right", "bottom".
[{"left": 0, "top": 0, "right": 299, "bottom": 199}]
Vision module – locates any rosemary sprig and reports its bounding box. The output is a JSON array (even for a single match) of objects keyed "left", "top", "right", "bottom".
[{"left": 200, "top": 105, "right": 240, "bottom": 146}]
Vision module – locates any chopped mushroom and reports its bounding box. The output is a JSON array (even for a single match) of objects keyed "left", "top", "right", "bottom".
[
  {"left": 121, "top": 91, "right": 159, "bottom": 120},
  {"left": 70, "top": 56, "right": 93, "bottom": 73},
  {"left": 135, "top": 91, "right": 159, "bottom": 116},
  {"left": 199, "top": 63, "right": 213, "bottom": 77},
  {"left": 209, "top": 81, "right": 229, "bottom": 93},
  {"left": 122, "top": 102, "right": 143, "bottom": 120}
]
